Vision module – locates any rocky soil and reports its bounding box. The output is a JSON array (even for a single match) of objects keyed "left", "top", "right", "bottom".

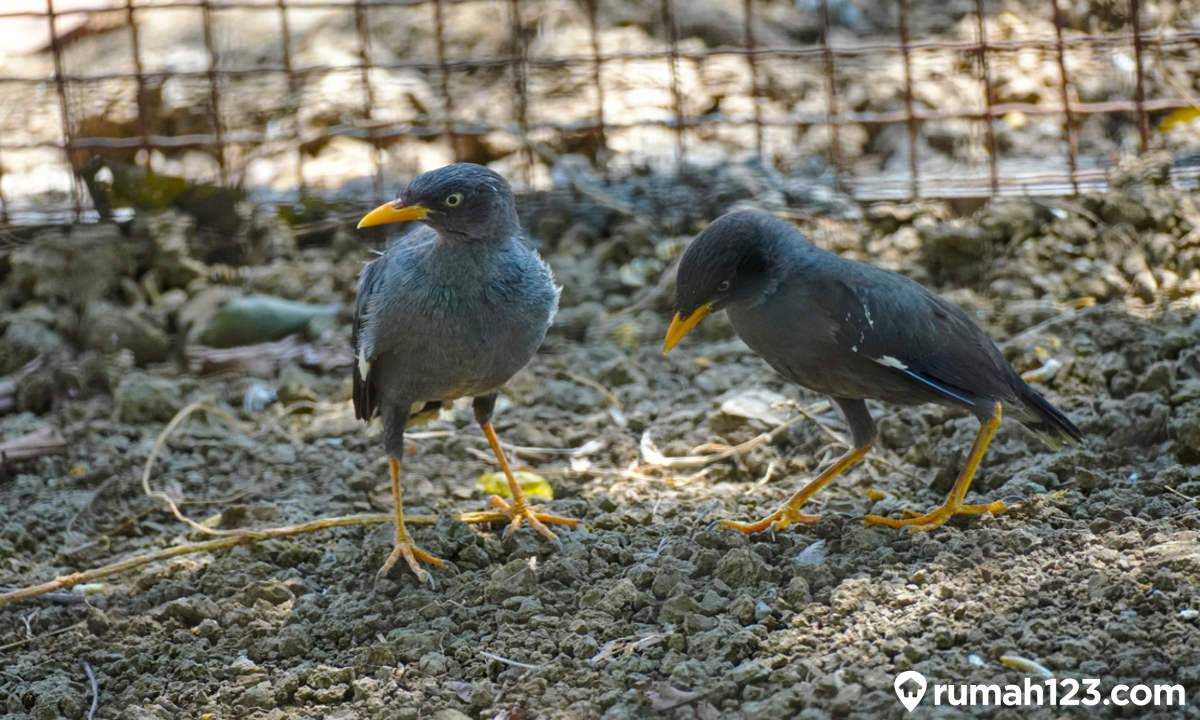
[{"left": 1, "top": 157, "right": 1200, "bottom": 718}]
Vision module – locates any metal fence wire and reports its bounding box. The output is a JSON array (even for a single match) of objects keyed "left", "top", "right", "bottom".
[{"left": 1, "top": 0, "right": 1199, "bottom": 224}]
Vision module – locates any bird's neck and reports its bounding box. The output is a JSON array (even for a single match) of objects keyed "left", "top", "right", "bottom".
[
  {"left": 436, "top": 206, "right": 521, "bottom": 244},
  {"left": 422, "top": 232, "right": 522, "bottom": 280}
]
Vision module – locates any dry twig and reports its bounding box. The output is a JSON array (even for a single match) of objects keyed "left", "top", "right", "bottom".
[
  {"left": 1164, "top": 485, "right": 1199, "bottom": 505},
  {"left": 1002, "top": 299, "right": 1098, "bottom": 350},
  {"left": 0, "top": 356, "right": 44, "bottom": 414},
  {"left": 640, "top": 414, "right": 810, "bottom": 470},
  {"left": 140, "top": 401, "right": 251, "bottom": 536},
  {"left": 0, "top": 512, "right": 431, "bottom": 607},
  {"left": 0, "top": 401, "right": 437, "bottom": 607},
  {"left": 81, "top": 660, "right": 99, "bottom": 720},
  {"left": 0, "top": 620, "right": 86, "bottom": 651},
  {"left": 589, "top": 633, "right": 665, "bottom": 665},
  {"left": 0, "top": 425, "right": 67, "bottom": 469},
  {"left": 641, "top": 402, "right": 920, "bottom": 482},
  {"left": 187, "top": 336, "right": 350, "bottom": 376},
  {"left": 479, "top": 650, "right": 544, "bottom": 671}
]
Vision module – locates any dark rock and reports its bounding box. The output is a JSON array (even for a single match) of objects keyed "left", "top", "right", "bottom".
[
  {"left": 80, "top": 301, "right": 171, "bottom": 365},
  {"left": 114, "top": 371, "right": 183, "bottom": 423},
  {"left": 485, "top": 558, "right": 539, "bottom": 602},
  {"left": 0, "top": 317, "right": 65, "bottom": 374}
]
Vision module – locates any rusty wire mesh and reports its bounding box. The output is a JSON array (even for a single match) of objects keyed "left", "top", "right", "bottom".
[{"left": 1, "top": 0, "right": 1199, "bottom": 225}]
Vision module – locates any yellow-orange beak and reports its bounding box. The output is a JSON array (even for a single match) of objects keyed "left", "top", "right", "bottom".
[
  {"left": 356, "top": 201, "right": 429, "bottom": 229},
  {"left": 662, "top": 303, "right": 713, "bottom": 354}
]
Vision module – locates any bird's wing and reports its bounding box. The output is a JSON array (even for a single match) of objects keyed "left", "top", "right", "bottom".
[
  {"left": 826, "top": 262, "right": 1013, "bottom": 410},
  {"left": 352, "top": 253, "right": 389, "bottom": 421}
]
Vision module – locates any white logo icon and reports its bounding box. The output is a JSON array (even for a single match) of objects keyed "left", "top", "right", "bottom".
[{"left": 894, "top": 670, "right": 928, "bottom": 712}]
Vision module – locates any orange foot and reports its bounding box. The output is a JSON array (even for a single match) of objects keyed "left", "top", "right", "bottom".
[
  {"left": 377, "top": 536, "right": 445, "bottom": 585},
  {"left": 864, "top": 499, "right": 1006, "bottom": 532},
  {"left": 720, "top": 505, "right": 821, "bottom": 535},
  {"left": 460, "top": 495, "right": 580, "bottom": 541}
]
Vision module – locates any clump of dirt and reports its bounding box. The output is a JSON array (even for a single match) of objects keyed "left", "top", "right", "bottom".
[{"left": 2, "top": 168, "right": 1200, "bottom": 718}]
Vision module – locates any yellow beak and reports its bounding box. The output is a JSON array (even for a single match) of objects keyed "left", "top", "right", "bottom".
[
  {"left": 356, "top": 201, "right": 429, "bottom": 229},
  {"left": 662, "top": 303, "right": 713, "bottom": 354}
]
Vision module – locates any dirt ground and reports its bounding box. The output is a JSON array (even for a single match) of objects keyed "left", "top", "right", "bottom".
[{"left": 3, "top": 166, "right": 1200, "bottom": 719}]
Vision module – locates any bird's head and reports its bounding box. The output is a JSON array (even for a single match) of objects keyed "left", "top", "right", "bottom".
[
  {"left": 356, "top": 163, "right": 519, "bottom": 241},
  {"left": 663, "top": 210, "right": 794, "bottom": 354}
]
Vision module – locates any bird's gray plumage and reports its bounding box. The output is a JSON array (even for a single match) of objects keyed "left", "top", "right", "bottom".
[
  {"left": 676, "top": 210, "right": 1082, "bottom": 448},
  {"left": 352, "top": 164, "right": 559, "bottom": 457}
]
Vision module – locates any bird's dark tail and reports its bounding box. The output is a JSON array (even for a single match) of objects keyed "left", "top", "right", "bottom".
[{"left": 1013, "top": 377, "right": 1084, "bottom": 448}]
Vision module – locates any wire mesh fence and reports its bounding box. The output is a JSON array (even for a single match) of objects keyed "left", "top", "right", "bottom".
[{"left": 1, "top": 0, "right": 1199, "bottom": 225}]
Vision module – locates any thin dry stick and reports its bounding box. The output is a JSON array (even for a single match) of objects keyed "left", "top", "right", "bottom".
[
  {"left": 81, "top": 660, "right": 99, "bottom": 720},
  {"left": 640, "top": 414, "right": 810, "bottom": 469},
  {"left": 589, "top": 633, "right": 665, "bottom": 665},
  {"left": 1164, "top": 485, "right": 1198, "bottom": 504},
  {"left": 421, "top": 429, "right": 606, "bottom": 461},
  {"left": 756, "top": 460, "right": 777, "bottom": 486},
  {"left": 0, "top": 356, "right": 44, "bottom": 413},
  {"left": 611, "top": 253, "right": 681, "bottom": 317},
  {"left": 140, "top": 401, "right": 252, "bottom": 536},
  {"left": 561, "top": 370, "right": 624, "bottom": 411},
  {"left": 0, "top": 425, "right": 67, "bottom": 467},
  {"left": 479, "top": 650, "right": 544, "bottom": 670},
  {"left": 1001, "top": 301, "right": 1098, "bottom": 350},
  {"left": 788, "top": 407, "right": 920, "bottom": 483},
  {"left": 642, "top": 402, "right": 920, "bottom": 481},
  {"left": 789, "top": 400, "right": 843, "bottom": 444},
  {"left": 0, "top": 400, "right": 443, "bottom": 607},
  {"left": 0, "top": 621, "right": 86, "bottom": 652},
  {"left": 0, "top": 513, "right": 433, "bottom": 608}
]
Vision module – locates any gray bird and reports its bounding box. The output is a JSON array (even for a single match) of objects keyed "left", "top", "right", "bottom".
[
  {"left": 355, "top": 163, "right": 578, "bottom": 582},
  {"left": 663, "top": 209, "right": 1082, "bottom": 533}
]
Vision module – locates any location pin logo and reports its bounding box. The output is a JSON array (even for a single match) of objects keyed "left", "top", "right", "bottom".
[{"left": 894, "top": 670, "right": 927, "bottom": 712}]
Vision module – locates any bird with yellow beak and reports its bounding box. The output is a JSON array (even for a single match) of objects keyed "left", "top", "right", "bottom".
[
  {"left": 354, "top": 163, "right": 578, "bottom": 584},
  {"left": 664, "top": 210, "right": 1081, "bottom": 534}
]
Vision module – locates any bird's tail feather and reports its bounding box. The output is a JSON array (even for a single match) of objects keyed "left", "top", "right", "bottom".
[{"left": 1015, "top": 379, "right": 1084, "bottom": 448}]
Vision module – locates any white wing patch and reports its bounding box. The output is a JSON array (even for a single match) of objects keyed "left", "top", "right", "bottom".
[
  {"left": 875, "top": 355, "right": 908, "bottom": 370},
  {"left": 357, "top": 353, "right": 371, "bottom": 380}
]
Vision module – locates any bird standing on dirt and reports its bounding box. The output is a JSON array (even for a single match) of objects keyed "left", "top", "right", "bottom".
[
  {"left": 354, "top": 163, "right": 578, "bottom": 582},
  {"left": 662, "top": 210, "right": 1082, "bottom": 533}
]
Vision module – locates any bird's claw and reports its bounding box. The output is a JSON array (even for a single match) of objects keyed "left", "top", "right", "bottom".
[
  {"left": 719, "top": 505, "right": 821, "bottom": 535},
  {"left": 864, "top": 499, "right": 1006, "bottom": 532},
  {"left": 374, "top": 537, "right": 445, "bottom": 589},
  {"left": 460, "top": 495, "right": 579, "bottom": 545}
]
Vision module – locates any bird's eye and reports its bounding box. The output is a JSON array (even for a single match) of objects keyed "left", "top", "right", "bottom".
[
  {"left": 444, "top": 192, "right": 464, "bottom": 208},
  {"left": 717, "top": 280, "right": 732, "bottom": 293}
]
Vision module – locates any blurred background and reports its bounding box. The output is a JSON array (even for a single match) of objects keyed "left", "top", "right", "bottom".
[{"left": 1, "top": 0, "right": 1199, "bottom": 226}]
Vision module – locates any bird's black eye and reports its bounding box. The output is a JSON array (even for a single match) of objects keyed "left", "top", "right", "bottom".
[
  {"left": 444, "top": 192, "right": 464, "bottom": 208},
  {"left": 717, "top": 280, "right": 732, "bottom": 293}
]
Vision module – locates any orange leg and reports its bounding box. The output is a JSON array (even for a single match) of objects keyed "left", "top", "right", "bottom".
[
  {"left": 721, "top": 441, "right": 874, "bottom": 535},
  {"left": 865, "top": 401, "right": 1006, "bottom": 531},
  {"left": 377, "top": 457, "right": 444, "bottom": 584},
  {"left": 459, "top": 423, "right": 580, "bottom": 541}
]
